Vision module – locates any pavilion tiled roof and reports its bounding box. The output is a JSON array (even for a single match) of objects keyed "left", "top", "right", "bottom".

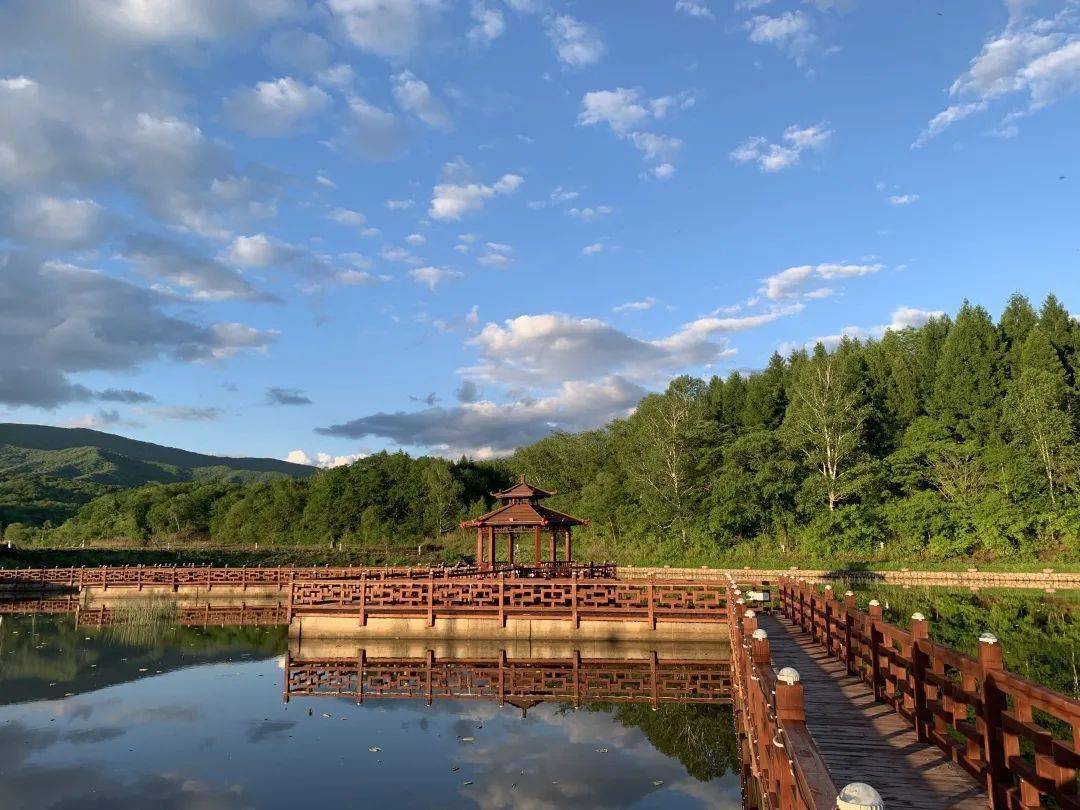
[
  {"left": 461, "top": 501, "right": 586, "bottom": 528},
  {"left": 491, "top": 479, "right": 555, "bottom": 500}
]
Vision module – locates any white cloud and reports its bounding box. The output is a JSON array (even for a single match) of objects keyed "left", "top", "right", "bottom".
[
  {"left": 315, "top": 173, "right": 337, "bottom": 188},
  {"left": 341, "top": 95, "right": 407, "bottom": 161},
  {"left": 675, "top": 0, "right": 714, "bottom": 19},
  {"left": 223, "top": 77, "right": 330, "bottom": 136},
  {"left": 730, "top": 123, "right": 831, "bottom": 172},
  {"left": 761, "top": 261, "right": 885, "bottom": 301},
  {"left": 463, "top": 312, "right": 739, "bottom": 387},
  {"left": 802, "top": 306, "right": 946, "bottom": 351},
  {"left": 286, "top": 449, "right": 366, "bottom": 467},
  {"left": 379, "top": 245, "right": 423, "bottom": 265},
  {"left": 579, "top": 88, "right": 694, "bottom": 176},
  {"left": 405, "top": 232, "right": 426, "bottom": 245},
  {"left": 613, "top": 297, "right": 657, "bottom": 313},
  {"left": 409, "top": 265, "right": 463, "bottom": 291},
  {"left": 68, "top": 0, "right": 302, "bottom": 45},
  {"left": 429, "top": 162, "right": 523, "bottom": 220},
  {"left": 315, "top": 63, "right": 356, "bottom": 89},
  {"left": 327, "top": 0, "right": 441, "bottom": 58},
  {"left": 391, "top": 70, "right": 452, "bottom": 130},
  {"left": 222, "top": 232, "right": 366, "bottom": 289},
  {"left": 327, "top": 207, "right": 367, "bottom": 228},
  {"left": 386, "top": 198, "right": 414, "bottom": 210},
  {"left": 582, "top": 242, "right": 606, "bottom": 256},
  {"left": 317, "top": 376, "right": 646, "bottom": 458},
  {"left": 566, "top": 205, "right": 613, "bottom": 221},
  {"left": 546, "top": 14, "right": 605, "bottom": 67},
  {"left": 477, "top": 242, "right": 514, "bottom": 268},
  {"left": 124, "top": 234, "right": 275, "bottom": 302},
  {"left": 744, "top": 11, "right": 817, "bottom": 63},
  {"left": 6, "top": 195, "right": 108, "bottom": 248},
  {"left": 888, "top": 193, "right": 920, "bottom": 206},
  {"left": 468, "top": 2, "right": 505, "bottom": 45},
  {"left": 915, "top": 15, "right": 1080, "bottom": 146}
]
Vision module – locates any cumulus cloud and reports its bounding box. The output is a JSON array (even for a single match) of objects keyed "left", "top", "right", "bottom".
[
  {"left": 266, "top": 386, "right": 312, "bottom": 405},
  {"left": 744, "top": 11, "right": 818, "bottom": 64},
  {"left": 888, "top": 193, "right": 920, "bottom": 206},
  {"left": 914, "top": 13, "right": 1080, "bottom": 146},
  {"left": 3, "top": 195, "right": 110, "bottom": 249},
  {"left": 461, "top": 312, "right": 741, "bottom": 388},
  {"left": 730, "top": 123, "right": 831, "bottom": 172},
  {"left": 0, "top": 77, "right": 280, "bottom": 240},
  {"left": 0, "top": 254, "right": 276, "bottom": 408},
  {"left": 326, "top": 0, "right": 441, "bottom": 58},
  {"left": 579, "top": 87, "right": 694, "bottom": 177},
  {"left": 476, "top": 242, "right": 514, "bottom": 268},
  {"left": 546, "top": 14, "right": 605, "bottom": 67},
  {"left": 221, "top": 232, "right": 366, "bottom": 289},
  {"left": 124, "top": 233, "right": 277, "bottom": 302},
  {"left": 429, "top": 161, "right": 523, "bottom": 220},
  {"left": 409, "top": 266, "right": 463, "bottom": 291},
  {"left": 760, "top": 261, "right": 884, "bottom": 301},
  {"left": 286, "top": 449, "right": 365, "bottom": 467},
  {"left": 798, "top": 306, "right": 947, "bottom": 351},
  {"left": 566, "top": 206, "right": 613, "bottom": 221},
  {"left": 391, "top": 70, "right": 452, "bottom": 130},
  {"left": 139, "top": 405, "right": 222, "bottom": 421},
  {"left": 97, "top": 388, "right": 156, "bottom": 404},
  {"left": 317, "top": 376, "right": 646, "bottom": 457},
  {"left": 340, "top": 96, "right": 407, "bottom": 161},
  {"left": 468, "top": 2, "right": 506, "bottom": 45},
  {"left": 386, "top": 198, "right": 414, "bottom": 210},
  {"left": 223, "top": 77, "right": 330, "bottom": 136},
  {"left": 675, "top": 0, "right": 714, "bottom": 19}
]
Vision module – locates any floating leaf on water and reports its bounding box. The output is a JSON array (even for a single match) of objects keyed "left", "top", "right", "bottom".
[
  {"left": 368, "top": 746, "right": 381, "bottom": 752},
  {"left": 459, "top": 736, "right": 475, "bottom": 742},
  {"left": 450, "top": 766, "right": 460, "bottom": 773},
  {"left": 321, "top": 713, "right": 331, "bottom": 718},
  {"left": 652, "top": 780, "right": 664, "bottom": 787},
  {"left": 462, "top": 781, "right": 473, "bottom": 786},
  {"left": 596, "top": 748, "right": 608, "bottom": 753}
]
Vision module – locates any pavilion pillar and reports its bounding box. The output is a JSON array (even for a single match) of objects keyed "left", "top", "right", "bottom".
[
  {"left": 564, "top": 527, "right": 572, "bottom": 563},
  {"left": 533, "top": 526, "right": 542, "bottom": 565},
  {"left": 476, "top": 528, "right": 483, "bottom": 566},
  {"left": 487, "top": 527, "right": 495, "bottom": 568},
  {"left": 507, "top": 531, "right": 514, "bottom": 565},
  {"left": 549, "top": 529, "right": 557, "bottom": 563}
]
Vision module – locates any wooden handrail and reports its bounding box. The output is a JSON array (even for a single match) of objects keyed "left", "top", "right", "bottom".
[{"left": 778, "top": 576, "right": 1080, "bottom": 809}]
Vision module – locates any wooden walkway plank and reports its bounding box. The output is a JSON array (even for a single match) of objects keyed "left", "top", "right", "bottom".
[{"left": 758, "top": 614, "right": 988, "bottom": 810}]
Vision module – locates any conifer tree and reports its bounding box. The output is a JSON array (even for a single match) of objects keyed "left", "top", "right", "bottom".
[{"left": 929, "top": 302, "right": 1005, "bottom": 442}]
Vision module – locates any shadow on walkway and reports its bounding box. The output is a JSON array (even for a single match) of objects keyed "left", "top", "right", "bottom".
[{"left": 758, "top": 614, "right": 987, "bottom": 810}]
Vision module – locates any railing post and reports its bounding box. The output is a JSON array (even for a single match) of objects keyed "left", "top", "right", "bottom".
[
  {"left": 910, "top": 612, "right": 930, "bottom": 742},
  {"left": 978, "top": 632, "right": 1008, "bottom": 808},
  {"left": 775, "top": 667, "right": 804, "bottom": 723},
  {"left": 868, "top": 599, "right": 883, "bottom": 701},
  {"left": 359, "top": 572, "right": 367, "bottom": 627},
  {"left": 844, "top": 591, "right": 856, "bottom": 675},
  {"left": 571, "top": 573, "right": 579, "bottom": 629},
  {"left": 751, "top": 628, "right": 770, "bottom": 667},
  {"left": 823, "top": 584, "right": 834, "bottom": 653},
  {"left": 648, "top": 575, "right": 656, "bottom": 630},
  {"left": 498, "top": 572, "right": 506, "bottom": 628},
  {"left": 427, "top": 570, "right": 435, "bottom": 627}
]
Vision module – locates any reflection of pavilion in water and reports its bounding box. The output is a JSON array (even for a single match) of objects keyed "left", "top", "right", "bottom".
[{"left": 283, "top": 643, "right": 732, "bottom": 713}]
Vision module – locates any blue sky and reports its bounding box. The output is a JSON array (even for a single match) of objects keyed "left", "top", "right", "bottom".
[{"left": 1, "top": 0, "right": 1078, "bottom": 464}]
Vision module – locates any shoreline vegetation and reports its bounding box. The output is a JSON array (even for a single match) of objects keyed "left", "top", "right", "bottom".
[{"left": 2, "top": 292, "right": 1079, "bottom": 571}]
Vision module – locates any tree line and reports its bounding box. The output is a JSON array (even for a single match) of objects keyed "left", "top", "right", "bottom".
[{"left": 8, "top": 292, "right": 1079, "bottom": 566}]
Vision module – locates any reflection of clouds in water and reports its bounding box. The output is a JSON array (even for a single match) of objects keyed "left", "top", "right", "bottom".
[
  {"left": 450, "top": 704, "right": 740, "bottom": 809},
  {"left": 0, "top": 722, "right": 249, "bottom": 809},
  {"left": 245, "top": 719, "right": 296, "bottom": 743}
]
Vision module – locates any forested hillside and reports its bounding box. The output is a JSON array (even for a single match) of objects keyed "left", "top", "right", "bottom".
[
  {"left": 0, "top": 424, "right": 314, "bottom": 527},
  {"left": 7, "top": 293, "right": 1079, "bottom": 566}
]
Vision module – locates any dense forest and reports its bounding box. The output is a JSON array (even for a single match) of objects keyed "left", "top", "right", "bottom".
[{"left": 4, "top": 292, "right": 1079, "bottom": 567}]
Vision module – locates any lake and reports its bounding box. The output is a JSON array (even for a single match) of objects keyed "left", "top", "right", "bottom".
[{"left": 0, "top": 614, "right": 743, "bottom": 809}]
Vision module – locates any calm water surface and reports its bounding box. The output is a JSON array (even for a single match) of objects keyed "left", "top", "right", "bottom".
[{"left": 0, "top": 615, "right": 743, "bottom": 809}]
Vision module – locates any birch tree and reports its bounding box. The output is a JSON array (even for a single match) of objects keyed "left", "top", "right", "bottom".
[{"left": 783, "top": 350, "right": 865, "bottom": 511}]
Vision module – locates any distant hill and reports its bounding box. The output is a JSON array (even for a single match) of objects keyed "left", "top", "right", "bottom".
[{"left": 0, "top": 423, "right": 314, "bottom": 526}]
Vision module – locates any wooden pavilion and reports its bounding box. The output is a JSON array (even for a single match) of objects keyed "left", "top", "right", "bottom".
[{"left": 461, "top": 476, "right": 586, "bottom": 569}]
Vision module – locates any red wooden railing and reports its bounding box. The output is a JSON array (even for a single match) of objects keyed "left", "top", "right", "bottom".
[
  {"left": 284, "top": 650, "right": 732, "bottom": 707},
  {"left": 0, "top": 561, "right": 616, "bottom": 592},
  {"left": 728, "top": 584, "right": 838, "bottom": 810},
  {"left": 779, "top": 576, "right": 1080, "bottom": 809},
  {"left": 287, "top": 575, "right": 728, "bottom": 627},
  {"left": 73, "top": 603, "right": 288, "bottom": 628}
]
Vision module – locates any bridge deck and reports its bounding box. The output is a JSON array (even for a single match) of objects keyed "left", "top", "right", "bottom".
[{"left": 758, "top": 614, "right": 988, "bottom": 810}]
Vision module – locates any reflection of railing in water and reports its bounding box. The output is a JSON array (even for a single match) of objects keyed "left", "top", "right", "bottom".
[
  {"left": 288, "top": 578, "right": 729, "bottom": 627},
  {"left": 283, "top": 651, "right": 732, "bottom": 709},
  {"left": 0, "top": 598, "right": 287, "bottom": 627},
  {"left": 75, "top": 603, "right": 288, "bottom": 628},
  {"left": 0, "top": 562, "right": 617, "bottom": 592}
]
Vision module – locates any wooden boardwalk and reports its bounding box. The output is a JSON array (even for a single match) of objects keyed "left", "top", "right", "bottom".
[{"left": 758, "top": 614, "right": 988, "bottom": 810}]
